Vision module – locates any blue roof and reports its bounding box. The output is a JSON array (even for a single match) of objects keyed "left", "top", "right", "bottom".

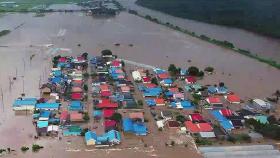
[
  {"left": 51, "top": 77, "right": 63, "bottom": 84},
  {"left": 181, "top": 100, "right": 193, "bottom": 108},
  {"left": 217, "top": 86, "right": 228, "bottom": 94},
  {"left": 40, "top": 111, "right": 51, "bottom": 118},
  {"left": 85, "top": 130, "right": 121, "bottom": 144},
  {"left": 93, "top": 110, "right": 102, "bottom": 117},
  {"left": 162, "top": 78, "right": 173, "bottom": 84},
  {"left": 13, "top": 98, "right": 37, "bottom": 107},
  {"left": 36, "top": 103, "right": 60, "bottom": 110},
  {"left": 255, "top": 115, "right": 268, "bottom": 124},
  {"left": 69, "top": 101, "right": 83, "bottom": 111},
  {"left": 37, "top": 121, "right": 48, "bottom": 128},
  {"left": 208, "top": 86, "right": 217, "bottom": 94},
  {"left": 211, "top": 110, "right": 234, "bottom": 130},
  {"left": 180, "top": 69, "right": 188, "bottom": 75},
  {"left": 145, "top": 99, "right": 156, "bottom": 107},
  {"left": 165, "top": 91, "right": 174, "bottom": 97},
  {"left": 122, "top": 118, "right": 147, "bottom": 135},
  {"left": 85, "top": 131, "right": 97, "bottom": 142},
  {"left": 52, "top": 70, "right": 62, "bottom": 77},
  {"left": 154, "top": 68, "right": 166, "bottom": 74}
]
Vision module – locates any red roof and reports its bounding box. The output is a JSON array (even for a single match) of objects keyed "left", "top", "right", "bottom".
[
  {"left": 185, "top": 76, "right": 196, "bottom": 83},
  {"left": 100, "top": 84, "right": 109, "bottom": 92},
  {"left": 101, "top": 91, "right": 112, "bottom": 97},
  {"left": 97, "top": 99, "right": 118, "bottom": 108},
  {"left": 220, "top": 109, "right": 233, "bottom": 117},
  {"left": 60, "top": 111, "right": 68, "bottom": 120},
  {"left": 103, "top": 109, "right": 115, "bottom": 118},
  {"left": 142, "top": 76, "right": 151, "bottom": 83},
  {"left": 185, "top": 121, "right": 213, "bottom": 133},
  {"left": 104, "top": 120, "right": 117, "bottom": 128},
  {"left": 145, "top": 83, "right": 157, "bottom": 88},
  {"left": 155, "top": 98, "right": 165, "bottom": 105},
  {"left": 58, "top": 57, "right": 67, "bottom": 63},
  {"left": 70, "top": 112, "right": 83, "bottom": 121},
  {"left": 168, "top": 120, "right": 180, "bottom": 128},
  {"left": 190, "top": 113, "right": 203, "bottom": 122},
  {"left": 71, "top": 92, "right": 82, "bottom": 100},
  {"left": 207, "top": 97, "right": 222, "bottom": 104},
  {"left": 226, "top": 94, "right": 241, "bottom": 103},
  {"left": 77, "top": 56, "right": 84, "bottom": 61},
  {"left": 129, "top": 112, "right": 144, "bottom": 120},
  {"left": 111, "top": 60, "right": 121, "bottom": 67},
  {"left": 158, "top": 73, "right": 169, "bottom": 79},
  {"left": 169, "top": 87, "right": 179, "bottom": 93}
]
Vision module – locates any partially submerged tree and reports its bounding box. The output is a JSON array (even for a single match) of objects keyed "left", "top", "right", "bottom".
[{"left": 188, "top": 66, "right": 199, "bottom": 76}]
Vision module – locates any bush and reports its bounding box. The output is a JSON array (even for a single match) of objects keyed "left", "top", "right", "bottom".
[
  {"left": 83, "top": 73, "right": 89, "bottom": 79},
  {"left": 151, "top": 77, "right": 158, "bottom": 85},
  {"left": 128, "top": 9, "right": 138, "bottom": 15},
  {"left": 197, "top": 71, "right": 204, "bottom": 77},
  {"left": 81, "top": 128, "right": 89, "bottom": 136},
  {"left": 176, "top": 115, "right": 186, "bottom": 123},
  {"left": 21, "top": 146, "right": 29, "bottom": 152},
  {"left": 227, "top": 135, "right": 237, "bottom": 143},
  {"left": 32, "top": 144, "right": 43, "bottom": 152},
  {"left": 83, "top": 84, "right": 88, "bottom": 92},
  {"left": 204, "top": 67, "right": 214, "bottom": 73},
  {"left": 111, "top": 113, "right": 122, "bottom": 122},
  {"left": 137, "top": 100, "right": 144, "bottom": 106},
  {"left": 195, "top": 138, "right": 212, "bottom": 145}
]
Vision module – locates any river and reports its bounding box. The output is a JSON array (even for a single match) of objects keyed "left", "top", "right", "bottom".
[{"left": 117, "top": 0, "right": 280, "bottom": 62}]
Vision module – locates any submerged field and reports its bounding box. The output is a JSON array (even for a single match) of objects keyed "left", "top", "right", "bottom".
[{"left": 0, "top": 12, "right": 280, "bottom": 157}]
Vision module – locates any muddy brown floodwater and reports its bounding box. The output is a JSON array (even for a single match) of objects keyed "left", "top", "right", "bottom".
[{"left": 0, "top": 12, "right": 279, "bottom": 157}]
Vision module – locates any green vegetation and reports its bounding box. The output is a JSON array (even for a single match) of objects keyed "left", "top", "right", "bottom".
[
  {"left": 0, "top": 30, "right": 10, "bottom": 37},
  {"left": 175, "top": 115, "right": 186, "bottom": 123},
  {"left": 80, "top": 128, "right": 89, "bottom": 136},
  {"left": 21, "top": 146, "right": 29, "bottom": 152},
  {"left": 188, "top": 66, "right": 199, "bottom": 76},
  {"left": 32, "top": 144, "right": 43, "bottom": 152},
  {"left": 246, "top": 118, "right": 280, "bottom": 140},
  {"left": 227, "top": 134, "right": 251, "bottom": 143},
  {"left": 195, "top": 138, "right": 212, "bottom": 146},
  {"left": 137, "top": 100, "right": 143, "bottom": 106},
  {"left": 110, "top": 112, "right": 122, "bottom": 122},
  {"left": 0, "top": 0, "right": 88, "bottom": 12},
  {"left": 83, "top": 84, "right": 88, "bottom": 92},
  {"left": 83, "top": 73, "right": 89, "bottom": 79},
  {"left": 83, "top": 112, "right": 89, "bottom": 122},
  {"left": 204, "top": 66, "right": 214, "bottom": 73},
  {"left": 168, "top": 64, "right": 180, "bottom": 77},
  {"left": 151, "top": 77, "right": 158, "bottom": 85},
  {"left": 128, "top": 11, "right": 280, "bottom": 69},
  {"left": 136, "top": 0, "right": 280, "bottom": 38}
]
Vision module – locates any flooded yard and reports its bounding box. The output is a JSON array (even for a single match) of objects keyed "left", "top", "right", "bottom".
[{"left": 0, "top": 11, "right": 279, "bottom": 157}]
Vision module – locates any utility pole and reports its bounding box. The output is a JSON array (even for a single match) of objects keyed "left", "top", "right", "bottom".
[{"left": 1, "top": 87, "right": 4, "bottom": 112}]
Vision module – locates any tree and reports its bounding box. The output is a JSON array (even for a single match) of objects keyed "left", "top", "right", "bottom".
[
  {"left": 219, "top": 82, "right": 225, "bottom": 87},
  {"left": 111, "top": 113, "right": 122, "bottom": 122},
  {"left": 21, "top": 146, "right": 29, "bottom": 152},
  {"left": 151, "top": 77, "right": 158, "bottom": 85},
  {"left": 168, "top": 64, "right": 179, "bottom": 76},
  {"left": 83, "top": 84, "right": 88, "bottom": 92},
  {"left": 188, "top": 66, "right": 199, "bottom": 76},
  {"left": 82, "top": 52, "right": 88, "bottom": 60},
  {"left": 83, "top": 72, "right": 89, "bottom": 79},
  {"left": 137, "top": 100, "right": 144, "bottom": 106},
  {"left": 101, "top": 49, "right": 112, "bottom": 56},
  {"left": 83, "top": 112, "right": 90, "bottom": 122},
  {"left": 81, "top": 128, "right": 89, "bottom": 136},
  {"left": 197, "top": 71, "right": 204, "bottom": 77},
  {"left": 268, "top": 115, "right": 278, "bottom": 124},
  {"left": 176, "top": 115, "right": 186, "bottom": 123}
]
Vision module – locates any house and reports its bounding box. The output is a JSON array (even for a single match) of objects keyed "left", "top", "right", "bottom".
[
  {"left": 129, "top": 112, "right": 144, "bottom": 122},
  {"left": 225, "top": 94, "right": 241, "bottom": 104},
  {"left": 101, "top": 91, "right": 112, "bottom": 97},
  {"left": 161, "top": 110, "right": 173, "bottom": 120},
  {"left": 167, "top": 120, "right": 180, "bottom": 129},
  {"left": 60, "top": 111, "right": 69, "bottom": 124},
  {"left": 170, "top": 100, "right": 194, "bottom": 109},
  {"left": 189, "top": 113, "right": 204, "bottom": 122},
  {"left": 71, "top": 92, "right": 83, "bottom": 100},
  {"left": 69, "top": 101, "right": 83, "bottom": 111},
  {"left": 120, "top": 86, "right": 130, "bottom": 93},
  {"left": 63, "top": 125, "right": 82, "bottom": 136},
  {"left": 70, "top": 112, "right": 83, "bottom": 122},
  {"left": 160, "top": 78, "right": 173, "bottom": 87},
  {"left": 35, "top": 102, "right": 60, "bottom": 111},
  {"left": 93, "top": 110, "right": 102, "bottom": 120},
  {"left": 100, "top": 84, "right": 110, "bottom": 92},
  {"left": 155, "top": 98, "right": 165, "bottom": 106},
  {"left": 40, "top": 85, "right": 52, "bottom": 98},
  {"left": 184, "top": 121, "right": 215, "bottom": 138},
  {"left": 85, "top": 130, "right": 121, "bottom": 146},
  {"left": 173, "top": 93, "right": 185, "bottom": 100},
  {"left": 157, "top": 73, "right": 170, "bottom": 80},
  {"left": 111, "top": 60, "right": 122, "bottom": 68},
  {"left": 71, "top": 87, "right": 83, "bottom": 93},
  {"left": 123, "top": 118, "right": 148, "bottom": 136},
  {"left": 12, "top": 98, "right": 37, "bottom": 111},
  {"left": 143, "top": 87, "right": 162, "bottom": 98},
  {"left": 211, "top": 110, "right": 234, "bottom": 132},
  {"left": 206, "top": 97, "right": 223, "bottom": 109},
  {"left": 220, "top": 109, "right": 233, "bottom": 117},
  {"left": 132, "top": 71, "right": 142, "bottom": 81},
  {"left": 104, "top": 120, "right": 117, "bottom": 131},
  {"left": 185, "top": 76, "right": 196, "bottom": 84},
  {"left": 216, "top": 86, "right": 228, "bottom": 94},
  {"left": 142, "top": 76, "right": 151, "bottom": 83},
  {"left": 145, "top": 99, "right": 156, "bottom": 107},
  {"left": 252, "top": 99, "right": 271, "bottom": 110},
  {"left": 39, "top": 111, "right": 51, "bottom": 121},
  {"left": 97, "top": 99, "right": 118, "bottom": 109},
  {"left": 156, "top": 120, "right": 165, "bottom": 129},
  {"left": 103, "top": 109, "right": 115, "bottom": 118},
  {"left": 208, "top": 86, "right": 217, "bottom": 94},
  {"left": 144, "top": 83, "right": 157, "bottom": 88},
  {"left": 123, "top": 100, "right": 138, "bottom": 109}
]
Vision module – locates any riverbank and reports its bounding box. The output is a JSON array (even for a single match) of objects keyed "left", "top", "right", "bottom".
[
  {"left": 117, "top": 0, "right": 280, "bottom": 63},
  {"left": 127, "top": 10, "right": 280, "bottom": 69}
]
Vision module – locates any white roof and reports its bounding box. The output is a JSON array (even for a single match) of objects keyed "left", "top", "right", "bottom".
[
  {"left": 199, "top": 132, "right": 216, "bottom": 138},
  {"left": 253, "top": 99, "right": 271, "bottom": 108},
  {"left": 132, "top": 71, "right": 141, "bottom": 81},
  {"left": 47, "top": 125, "right": 59, "bottom": 132},
  {"left": 156, "top": 120, "right": 164, "bottom": 128}
]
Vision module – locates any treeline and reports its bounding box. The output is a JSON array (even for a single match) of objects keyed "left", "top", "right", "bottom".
[{"left": 136, "top": 0, "right": 280, "bottom": 38}]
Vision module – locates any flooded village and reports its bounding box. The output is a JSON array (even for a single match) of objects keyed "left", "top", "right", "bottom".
[{"left": 0, "top": 1, "right": 280, "bottom": 158}]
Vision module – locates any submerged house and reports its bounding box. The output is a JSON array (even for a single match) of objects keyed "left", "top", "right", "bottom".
[
  {"left": 12, "top": 98, "right": 37, "bottom": 111},
  {"left": 85, "top": 130, "right": 121, "bottom": 146},
  {"left": 122, "top": 118, "right": 148, "bottom": 136}
]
